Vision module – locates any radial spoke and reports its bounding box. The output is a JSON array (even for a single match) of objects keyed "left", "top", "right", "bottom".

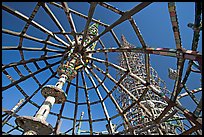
[
  {"left": 88, "top": 56, "right": 127, "bottom": 72},
  {"left": 85, "top": 47, "right": 202, "bottom": 61},
  {"left": 168, "top": 2, "right": 186, "bottom": 103},
  {"left": 41, "top": 2, "right": 72, "bottom": 45},
  {"left": 88, "top": 55, "right": 201, "bottom": 128},
  {"left": 98, "top": 2, "right": 124, "bottom": 15},
  {"left": 3, "top": 28, "right": 67, "bottom": 50},
  {"left": 84, "top": 67, "right": 120, "bottom": 134},
  {"left": 90, "top": 63, "right": 152, "bottom": 117},
  {"left": 81, "top": 2, "right": 97, "bottom": 47},
  {"left": 2, "top": 69, "right": 29, "bottom": 98},
  {"left": 79, "top": 55, "right": 112, "bottom": 134},
  {"left": 72, "top": 71, "right": 79, "bottom": 135},
  {"left": 168, "top": 2, "right": 182, "bottom": 50},
  {"left": 2, "top": 4, "right": 70, "bottom": 48},
  {"left": 61, "top": 2, "right": 79, "bottom": 46},
  {"left": 2, "top": 2, "right": 202, "bottom": 135},
  {"left": 191, "top": 2, "right": 202, "bottom": 51},
  {"left": 128, "top": 18, "right": 151, "bottom": 84},
  {"left": 49, "top": 2, "right": 109, "bottom": 27},
  {"left": 85, "top": 65, "right": 133, "bottom": 133},
  {"left": 129, "top": 17, "right": 146, "bottom": 47},
  {"left": 81, "top": 70, "right": 93, "bottom": 135},
  {"left": 110, "top": 30, "right": 131, "bottom": 71},
  {"left": 170, "top": 58, "right": 185, "bottom": 102},
  {"left": 2, "top": 60, "right": 60, "bottom": 91},
  {"left": 82, "top": 2, "right": 152, "bottom": 50},
  {"left": 2, "top": 46, "right": 65, "bottom": 53}
]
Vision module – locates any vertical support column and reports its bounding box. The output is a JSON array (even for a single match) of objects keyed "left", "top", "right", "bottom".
[
  {"left": 15, "top": 74, "right": 68, "bottom": 135},
  {"left": 77, "top": 111, "right": 84, "bottom": 135},
  {"left": 35, "top": 96, "right": 56, "bottom": 120},
  {"left": 55, "top": 74, "right": 67, "bottom": 89},
  {"left": 70, "top": 55, "right": 78, "bottom": 66},
  {"left": 15, "top": 49, "right": 81, "bottom": 135}
]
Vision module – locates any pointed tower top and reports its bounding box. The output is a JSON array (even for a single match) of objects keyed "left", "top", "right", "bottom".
[
  {"left": 121, "top": 34, "right": 131, "bottom": 48},
  {"left": 121, "top": 34, "right": 126, "bottom": 42}
]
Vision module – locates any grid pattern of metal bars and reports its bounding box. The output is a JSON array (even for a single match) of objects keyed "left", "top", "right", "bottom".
[{"left": 2, "top": 2, "right": 202, "bottom": 135}]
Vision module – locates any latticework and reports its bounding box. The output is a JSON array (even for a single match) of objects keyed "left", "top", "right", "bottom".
[{"left": 2, "top": 2, "right": 202, "bottom": 135}]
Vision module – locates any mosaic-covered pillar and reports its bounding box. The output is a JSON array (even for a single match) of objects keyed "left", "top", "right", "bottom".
[
  {"left": 15, "top": 55, "right": 80, "bottom": 135},
  {"left": 34, "top": 96, "right": 56, "bottom": 121},
  {"left": 15, "top": 22, "right": 99, "bottom": 135}
]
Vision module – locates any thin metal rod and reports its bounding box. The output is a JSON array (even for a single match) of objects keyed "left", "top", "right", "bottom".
[
  {"left": 61, "top": 2, "right": 79, "bottom": 46},
  {"left": 177, "top": 88, "right": 201, "bottom": 99},
  {"left": 88, "top": 56, "right": 127, "bottom": 72},
  {"left": 183, "top": 84, "right": 199, "bottom": 105},
  {"left": 72, "top": 71, "right": 79, "bottom": 135},
  {"left": 82, "top": 2, "right": 152, "bottom": 50},
  {"left": 84, "top": 67, "right": 117, "bottom": 134},
  {"left": 98, "top": 2, "right": 124, "bottom": 15},
  {"left": 168, "top": 2, "right": 182, "bottom": 50},
  {"left": 81, "top": 2, "right": 97, "bottom": 47},
  {"left": 42, "top": 3, "right": 72, "bottom": 45},
  {"left": 2, "top": 69, "right": 29, "bottom": 98},
  {"left": 85, "top": 47, "right": 202, "bottom": 62},
  {"left": 129, "top": 17, "right": 146, "bottom": 47},
  {"left": 170, "top": 57, "right": 185, "bottom": 102},
  {"left": 2, "top": 28, "right": 67, "bottom": 50},
  {"left": 2, "top": 60, "right": 60, "bottom": 91},
  {"left": 85, "top": 65, "right": 133, "bottom": 133},
  {"left": 2, "top": 46, "right": 65, "bottom": 53},
  {"left": 180, "top": 126, "right": 200, "bottom": 135},
  {"left": 193, "top": 96, "right": 202, "bottom": 117},
  {"left": 81, "top": 70, "right": 93, "bottom": 135},
  {"left": 91, "top": 63, "right": 152, "bottom": 117},
  {"left": 102, "top": 70, "right": 129, "bottom": 101},
  {"left": 2, "top": 4, "right": 70, "bottom": 48},
  {"left": 49, "top": 2, "right": 109, "bottom": 27}
]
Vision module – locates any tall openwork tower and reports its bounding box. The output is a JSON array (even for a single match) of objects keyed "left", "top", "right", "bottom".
[
  {"left": 2, "top": 2, "right": 202, "bottom": 135},
  {"left": 116, "top": 35, "right": 184, "bottom": 135}
]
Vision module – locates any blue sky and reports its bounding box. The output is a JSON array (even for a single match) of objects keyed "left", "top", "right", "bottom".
[{"left": 2, "top": 2, "right": 202, "bottom": 135}]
